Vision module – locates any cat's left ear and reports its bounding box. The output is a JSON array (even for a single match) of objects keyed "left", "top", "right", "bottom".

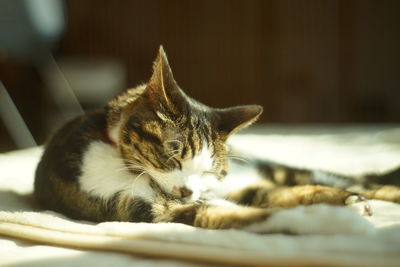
[
  {"left": 216, "top": 105, "right": 263, "bottom": 139},
  {"left": 146, "top": 46, "right": 186, "bottom": 115}
]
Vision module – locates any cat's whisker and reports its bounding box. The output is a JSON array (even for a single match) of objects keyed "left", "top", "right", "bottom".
[
  {"left": 123, "top": 159, "right": 147, "bottom": 168},
  {"left": 124, "top": 159, "right": 144, "bottom": 166},
  {"left": 167, "top": 148, "right": 182, "bottom": 154},
  {"left": 164, "top": 139, "right": 183, "bottom": 146},
  {"left": 203, "top": 170, "right": 219, "bottom": 176},
  {"left": 115, "top": 160, "right": 149, "bottom": 174},
  {"left": 203, "top": 170, "right": 225, "bottom": 180},
  {"left": 164, "top": 143, "right": 182, "bottom": 162},
  {"left": 116, "top": 165, "right": 146, "bottom": 173},
  {"left": 213, "top": 157, "right": 226, "bottom": 164},
  {"left": 164, "top": 140, "right": 184, "bottom": 158},
  {"left": 166, "top": 152, "right": 181, "bottom": 163},
  {"left": 226, "top": 155, "right": 249, "bottom": 164},
  {"left": 165, "top": 150, "right": 181, "bottom": 157},
  {"left": 130, "top": 170, "right": 148, "bottom": 197}
]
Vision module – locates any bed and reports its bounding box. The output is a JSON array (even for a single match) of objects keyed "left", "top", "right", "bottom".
[{"left": 1, "top": 125, "right": 400, "bottom": 266}]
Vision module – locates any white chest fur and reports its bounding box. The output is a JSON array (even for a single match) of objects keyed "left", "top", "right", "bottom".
[{"left": 79, "top": 141, "right": 155, "bottom": 201}]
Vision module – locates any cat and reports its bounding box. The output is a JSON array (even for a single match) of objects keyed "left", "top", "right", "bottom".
[{"left": 34, "top": 46, "right": 400, "bottom": 230}]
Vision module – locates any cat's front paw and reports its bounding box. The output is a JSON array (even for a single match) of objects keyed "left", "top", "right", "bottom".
[{"left": 345, "top": 194, "right": 373, "bottom": 216}]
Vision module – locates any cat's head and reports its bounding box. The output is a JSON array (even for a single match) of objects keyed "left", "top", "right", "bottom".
[{"left": 106, "top": 46, "right": 262, "bottom": 202}]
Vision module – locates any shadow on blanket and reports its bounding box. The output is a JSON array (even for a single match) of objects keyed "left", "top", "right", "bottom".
[{"left": 0, "top": 190, "right": 38, "bottom": 212}]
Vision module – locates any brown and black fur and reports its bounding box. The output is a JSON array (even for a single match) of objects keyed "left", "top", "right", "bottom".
[{"left": 35, "top": 46, "right": 400, "bottom": 230}]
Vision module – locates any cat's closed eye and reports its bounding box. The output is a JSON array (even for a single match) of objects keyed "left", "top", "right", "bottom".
[{"left": 163, "top": 140, "right": 184, "bottom": 156}]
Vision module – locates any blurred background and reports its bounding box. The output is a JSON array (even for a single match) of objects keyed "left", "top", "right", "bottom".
[{"left": 0, "top": 0, "right": 399, "bottom": 152}]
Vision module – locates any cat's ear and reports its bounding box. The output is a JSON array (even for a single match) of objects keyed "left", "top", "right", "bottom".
[
  {"left": 216, "top": 105, "right": 263, "bottom": 138},
  {"left": 145, "top": 46, "right": 186, "bottom": 114}
]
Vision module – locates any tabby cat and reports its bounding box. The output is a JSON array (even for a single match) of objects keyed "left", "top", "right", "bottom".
[{"left": 34, "top": 46, "right": 400, "bottom": 230}]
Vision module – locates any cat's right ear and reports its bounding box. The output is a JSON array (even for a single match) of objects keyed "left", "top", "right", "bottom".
[
  {"left": 145, "top": 46, "right": 187, "bottom": 115},
  {"left": 216, "top": 105, "right": 263, "bottom": 139}
]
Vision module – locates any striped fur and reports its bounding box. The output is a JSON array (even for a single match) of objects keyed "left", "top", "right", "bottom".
[{"left": 34, "top": 46, "right": 400, "bottom": 230}]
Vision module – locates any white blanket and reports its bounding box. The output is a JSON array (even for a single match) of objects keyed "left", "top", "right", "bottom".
[{"left": 1, "top": 125, "right": 400, "bottom": 266}]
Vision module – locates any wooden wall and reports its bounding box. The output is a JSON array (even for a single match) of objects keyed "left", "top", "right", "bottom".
[
  {"left": 1, "top": 0, "right": 399, "bottom": 151},
  {"left": 59, "top": 0, "right": 400, "bottom": 123}
]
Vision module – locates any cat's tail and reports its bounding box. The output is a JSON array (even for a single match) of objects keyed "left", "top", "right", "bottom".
[
  {"left": 359, "top": 167, "right": 400, "bottom": 202},
  {"left": 364, "top": 167, "right": 400, "bottom": 187},
  {"left": 253, "top": 160, "right": 400, "bottom": 203},
  {"left": 253, "top": 159, "right": 357, "bottom": 188}
]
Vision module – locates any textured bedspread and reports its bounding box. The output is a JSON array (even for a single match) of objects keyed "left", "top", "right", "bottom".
[{"left": 1, "top": 125, "right": 400, "bottom": 266}]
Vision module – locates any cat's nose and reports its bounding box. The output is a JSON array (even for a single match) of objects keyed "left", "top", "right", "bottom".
[{"left": 180, "top": 187, "right": 193, "bottom": 198}]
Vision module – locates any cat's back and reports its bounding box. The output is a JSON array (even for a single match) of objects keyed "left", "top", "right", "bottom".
[{"left": 34, "top": 110, "right": 110, "bottom": 211}]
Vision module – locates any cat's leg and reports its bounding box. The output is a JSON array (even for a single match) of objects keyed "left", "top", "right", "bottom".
[
  {"left": 107, "top": 192, "right": 371, "bottom": 233},
  {"left": 106, "top": 192, "right": 281, "bottom": 229},
  {"left": 255, "top": 160, "right": 400, "bottom": 204},
  {"left": 357, "top": 185, "right": 400, "bottom": 203},
  {"left": 151, "top": 198, "right": 283, "bottom": 230},
  {"left": 227, "top": 184, "right": 372, "bottom": 215},
  {"left": 148, "top": 197, "right": 372, "bottom": 234},
  {"left": 341, "top": 166, "right": 400, "bottom": 203}
]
